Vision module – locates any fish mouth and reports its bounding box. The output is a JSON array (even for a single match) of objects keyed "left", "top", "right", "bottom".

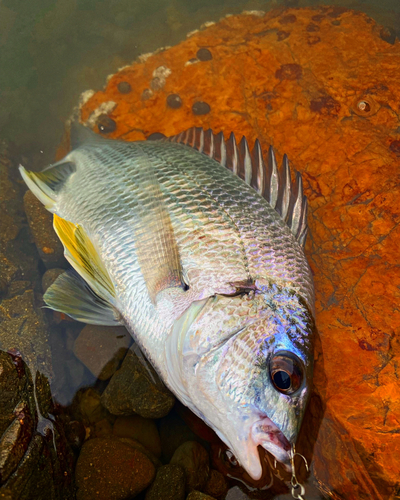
[
  {"left": 222, "top": 415, "right": 292, "bottom": 482},
  {"left": 249, "top": 416, "right": 292, "bottom": 477}
]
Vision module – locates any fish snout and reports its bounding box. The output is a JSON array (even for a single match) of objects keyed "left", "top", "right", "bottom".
[{"left": 251, "top": 416, "right": 292, "bottom": 471}]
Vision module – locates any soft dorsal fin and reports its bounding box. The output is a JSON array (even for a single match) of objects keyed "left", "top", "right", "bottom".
[
  {"left": 70, "top": 121, "right": 105, "bottom": 149},
  {"left": 19, "top": 161, "right": 75, "bottom": 211},
  {"left": 167, "top": 128, "right": 308, "bottom": 247},
  {"left": 53, "top": 214, "right": 116, "bottom": 304}
]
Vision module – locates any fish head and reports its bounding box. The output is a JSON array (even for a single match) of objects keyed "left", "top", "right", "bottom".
[{"left": 170, "top": 285, "right": 314, "bottom": 481}]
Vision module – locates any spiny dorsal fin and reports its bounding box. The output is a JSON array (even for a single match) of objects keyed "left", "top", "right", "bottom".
[
  {"left": 167, "top": 128, "right": 309, "bottom": 247},
  {"left": 53, "top": 214, "right": 116, "bottom": 304},
  {"left": 19, "top": 161, "right": 75, "bottom": 211},
  {"left": 44, "top": 269, "right": 121, "bottom": 325}
]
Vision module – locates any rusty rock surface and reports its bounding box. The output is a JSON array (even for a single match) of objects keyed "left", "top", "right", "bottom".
[{"left": 76, "top": 6, "right": 400, "bottom": 499}]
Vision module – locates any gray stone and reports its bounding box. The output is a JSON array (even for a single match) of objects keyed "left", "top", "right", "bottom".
[
  {"left": 145, "top": 464, "right": 185, "bottom": 500},
  {"left": 101, "top": 346, "right": 175, "bottom": 418},
  {"left": 73, "top": 325, "right": 131, "bottom": 380},
  {"left": 170, "top": 441, "right": 210, "bottom": 493}
]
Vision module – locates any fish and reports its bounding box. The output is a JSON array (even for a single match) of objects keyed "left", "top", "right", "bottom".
[{"left": 20, "top": 124, "right": 315, "bottom": 481}]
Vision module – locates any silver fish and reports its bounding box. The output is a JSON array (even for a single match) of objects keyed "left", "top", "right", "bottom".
[{"left": 20, "top": 125, "right": 315, "bottom": 480}]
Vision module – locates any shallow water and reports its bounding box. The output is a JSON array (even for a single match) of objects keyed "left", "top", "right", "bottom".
[{"left": 1, "top": 0, "right": 400, "bottom": 499}]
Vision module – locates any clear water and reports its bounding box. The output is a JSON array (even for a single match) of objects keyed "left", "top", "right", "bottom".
[{"left": 1, "top": 0, "right": 399, "bottom": 499}]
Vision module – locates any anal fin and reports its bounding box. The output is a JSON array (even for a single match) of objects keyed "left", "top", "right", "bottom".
[{"left": 44, "top": 270, "right": 121, "bottom": 325}]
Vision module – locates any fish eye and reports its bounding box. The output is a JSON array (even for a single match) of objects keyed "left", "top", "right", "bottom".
[{"left": 269, "top": 352, "right": 303, "bottom": 395}]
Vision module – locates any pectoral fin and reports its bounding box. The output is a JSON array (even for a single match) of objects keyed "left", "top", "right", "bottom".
[{"left": 44, "top": 270, "right": 121, "bottom": 325}]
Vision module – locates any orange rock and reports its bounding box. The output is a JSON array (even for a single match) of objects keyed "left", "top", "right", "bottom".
[{"left": 76, "top": 6, "right": 400, "bottom": 498}]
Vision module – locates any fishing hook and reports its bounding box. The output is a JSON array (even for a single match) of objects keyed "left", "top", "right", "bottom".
[{"left": 289, "top": 445, "right": 309, "bottom": 500}]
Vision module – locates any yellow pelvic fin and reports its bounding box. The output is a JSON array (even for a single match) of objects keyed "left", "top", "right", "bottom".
[{"left": 53, "top": 214, "right": 115, "bottom": 303}]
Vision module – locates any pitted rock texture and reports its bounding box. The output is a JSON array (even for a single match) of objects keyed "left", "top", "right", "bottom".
[{"left": 75, "top": 6, "right": 400, "bottom": 499}]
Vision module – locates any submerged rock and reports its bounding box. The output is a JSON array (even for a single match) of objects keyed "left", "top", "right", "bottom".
[
  {"left": 170, "top": 441, "right": 210, "bottom": 493},
  {"left": 0, "top": 143, "right": 75, "bottom": 499},
  {"left": 203, "top": 469, "right": 228, "bottom": 499},
  {"left": 78, "top": 6, "right": 400, "bottom": 498},
  {"left": 0, "top": 351, "right": 75, "bottom": 499},
  {"left": 78, "top": 388, "right": 111, "bottom": 426},
  {"left": 145, "top": 464, "right": 185, "bottom": 500},
  {"left": 73, "top": 325, "right": 131, "bottom": 380},
  {"left": 75, "top": 437, "right": 155, "bottom": 500},
  {"left": 101, "top": 346, "right": 175, "bottom": 418},
  {"left": 113, "top": 415, "right": 162, "bottom": 458},
  {"left": 0, "top": 141, "right": 40, "bottom": 296}
]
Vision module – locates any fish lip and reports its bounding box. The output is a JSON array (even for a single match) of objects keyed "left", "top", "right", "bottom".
[{"left": 251, "top": 416, "right": 292, "bottom": 471}]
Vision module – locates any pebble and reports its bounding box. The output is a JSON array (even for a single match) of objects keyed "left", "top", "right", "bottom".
[
  {"left": 73, "top": 325, "right": 131, "bottom": 380},
  {"left": 93, "top": 418, "right": 113, "bottom": 438},
  {"left": 75, "top": 437, "right": 155, "bottom": 500},
  {"left": 204, "top": 469, "right": 228, "bottom": 499},
  {"left": 101, "top": 346, "right": 175, "bottom": 418},
  {"left": 145, "top": 464, "right": 185, "bottom": 500},
  {"left": 113, "top": 415, "right": 162, "bottom": 457},
  {"left": 64, "top": 419, "right": 86, "bottom": 451},
  {"left": 118, "top": 437, "right": 162, "bottom": 468},
  {"left": 23, "top": 190, "right": 66, "bottom": 269},
  {"left": 78, "top": 388, "right": 110, "bottom": 425},
  {"left": 186, "top": 492, "right": 217, "bottom": 500},
  {"left": 225, "top": 487, "right": 251, "bottom": 500},
  {"left": 170, "top": 441, "right": 210, "bottom": 493}
]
